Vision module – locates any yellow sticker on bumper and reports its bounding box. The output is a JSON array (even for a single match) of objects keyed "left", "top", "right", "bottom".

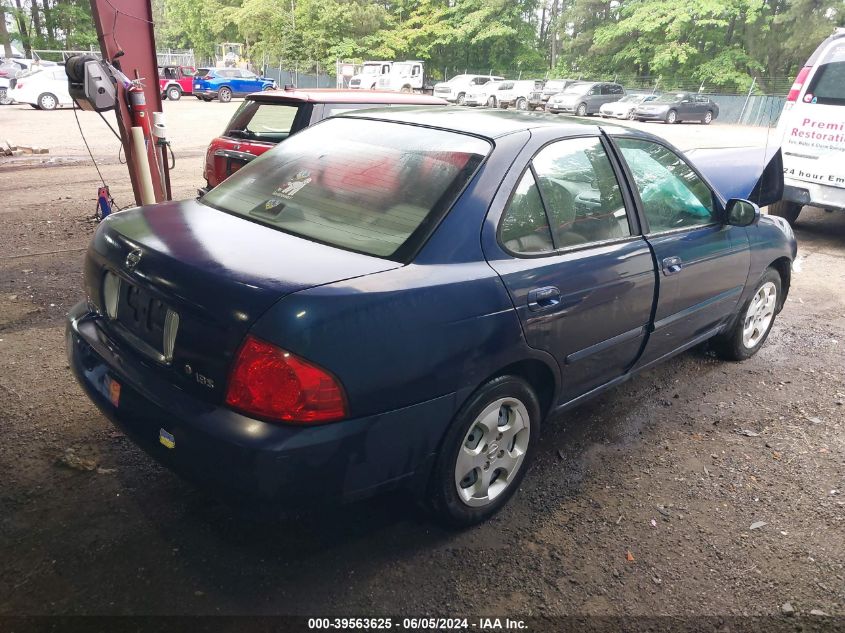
[{"left": 159, "top": 428, "right": 175, "bottom": 449}]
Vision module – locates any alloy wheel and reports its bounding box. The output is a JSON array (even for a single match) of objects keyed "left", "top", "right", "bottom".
[
  {"left": 742, "top": 282, "right": 777, "bottom": 349},
  {"left": 454, "top": 398, "right": 530, "bottom": 508}
]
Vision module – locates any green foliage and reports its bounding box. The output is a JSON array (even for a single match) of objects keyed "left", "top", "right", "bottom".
[{"left": 4, "top": 0, "right": 842, "bottom": 92}]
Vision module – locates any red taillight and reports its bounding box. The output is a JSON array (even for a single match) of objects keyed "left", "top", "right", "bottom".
[
  {"left": 14, "top": 81, "right": 23, "bottom": 88},
  {"left": 786, "top": 66, "right": 811, "bottom": 102},
  {"left": 225, "top": 335, "right": 347, "bottom": 423}
]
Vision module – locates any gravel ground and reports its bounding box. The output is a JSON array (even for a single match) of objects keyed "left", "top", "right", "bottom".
[{"left": 0, "top": 100, "right": 843, "bottom": 623}]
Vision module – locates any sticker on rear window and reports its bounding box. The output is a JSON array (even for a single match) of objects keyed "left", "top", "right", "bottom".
[{"left": 276, "top": 170, "right": 312, "bottom": 199}]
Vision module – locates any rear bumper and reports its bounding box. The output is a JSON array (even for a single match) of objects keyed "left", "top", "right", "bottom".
[
  {"left": 783, "top": 179, "right": 845, "bottom": 212},
  {"left": 66, "top": 303, "right": 451, "bottom": 505},
  {"left": 634, "top": 112, "right": 667, "bottom": 120}
]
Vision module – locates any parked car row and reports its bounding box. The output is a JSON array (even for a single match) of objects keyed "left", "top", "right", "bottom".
[
  {"left": 439, "top": 74, "right": 720, "bottom": 124},
  {"left": 0, "top": 57, "right": 62, "bottom": 107}
]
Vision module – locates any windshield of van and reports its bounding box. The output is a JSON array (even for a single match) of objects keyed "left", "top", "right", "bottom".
[
  {"left": 562, "top": 83, "right": 589, "bottom": 94},
  {"left": 361, "top": 65, "right": 380, "bottom": 75},
  {"left": 201, "top": 118, "right": 490, "bottom": 260},
  {"left": 806, "top": 46, "right": 845, "bottom": 106},
  {"left": 544, "top": 80, "right": 565, "bottom": 92}
]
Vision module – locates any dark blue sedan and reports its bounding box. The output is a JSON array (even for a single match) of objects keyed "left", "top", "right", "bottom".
[{"left": 67, "top": 108, "right": 796, "bottom": 526}]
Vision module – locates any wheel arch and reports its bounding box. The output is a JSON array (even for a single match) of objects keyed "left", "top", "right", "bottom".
[
  {"left": 469, "top": 358, "right": 559, "bottom": 419},
  {"left": 770, "top": 256, "right": 792, "bottom": 310}
]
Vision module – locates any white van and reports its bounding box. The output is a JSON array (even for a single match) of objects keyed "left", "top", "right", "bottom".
[{"left": 772, "top": 28, "right": 845, "bottom": 225}]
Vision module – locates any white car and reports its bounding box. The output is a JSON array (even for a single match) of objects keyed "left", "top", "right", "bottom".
[
  {"left": 599, "top": 93, "right": 659, "bottom": 119},
  {"left": 771, "top": 27, "right": 845, "bottom": 225},
  {"left": 433, "top": 74, "right": 504, "bottom": 105},
  {"left": 10, "top": 65, "right": 71, "bottom": 110},
  {"left": 464, "top": 80, "right": 502, "bottom": 107},
  {"left": 497, "top": 79, "right": 543, "bottom": 110}
]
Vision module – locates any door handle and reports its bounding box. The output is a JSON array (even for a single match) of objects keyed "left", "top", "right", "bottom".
[
  {"left": 662, "top": 256, "right": 683, "bottom": 275},
  {"left": 527, "top": 286, "right": 561, "bottom": 312}
]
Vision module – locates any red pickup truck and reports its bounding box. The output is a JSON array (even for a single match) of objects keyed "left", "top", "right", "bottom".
[{"left": 159, "top": 65, "right": 197, "bottom": 101}]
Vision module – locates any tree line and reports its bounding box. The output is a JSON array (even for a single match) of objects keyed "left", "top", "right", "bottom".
[{"left": 3, "top": 0, "right": 843, "bottom": 92}]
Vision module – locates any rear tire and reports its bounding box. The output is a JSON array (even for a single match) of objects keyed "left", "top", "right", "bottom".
[
  {"left": 703, "top": 110, "right": 713, "bottom": 124},
  {"left": 516, "top": 97, "right": 527, "bottom": 111},
  {"left": 712, "top": 268, "right": 781, "bottom": 361},
  {"left": 37, "top": 92, "right": 58, "bottom": 110},
  {"left": 768, "top": 199, "right": 802, "bottom": 226},
  {"left": 428, "top": 375, "right": 540, "bottom": 528},
  {"left": 218, "top": 87, "right": 232, "bottom": 103},
  {"left": 166, "top": 86, "right": 182, "bottom": 101},
  {"left": 487, "top": 96, "right": 496, "bottom": 108}
]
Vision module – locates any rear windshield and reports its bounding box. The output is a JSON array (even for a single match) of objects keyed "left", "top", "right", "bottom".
[
  {"left": 201, "top": 118, "right": 490, "bottom": 260},
  {"left": 225, "top": 100, "right": 305, "bottom": 143},
  {"left": 806, "top": 44, "right": 845, "bottom": 106}
]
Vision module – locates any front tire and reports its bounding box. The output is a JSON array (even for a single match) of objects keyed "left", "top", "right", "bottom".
[
  {"left": 166, "top": 86, "right": 182, "bottom": 101},
  {"left": 768, "top": 199, "right": 802, "bottom": 226},
  {"left": 516, "top": 97, "right": 527, "bottom": 111},
  {"left": 218, "top": 87, "right": 232, "bottom": 103},
  {"left": 456, "top": 92, "right": 465, "bottom": 106},
  {"left": 666, "top": 109, "right": 677, "bottom": 124},
  {"left": 576, "top": 103, "right": 588, "bottom": 117},
  {"left": 487, "top": 96, "right": 496, "bottom": 108},
  {"left": 37, "top": 92, "right": 58, "bottom": 110},
  {"left": 428, "top": 375, "right": 540, "bottom": 528},
  {"left": 712, "top": 268, "right": 781, "bottom": 361}
]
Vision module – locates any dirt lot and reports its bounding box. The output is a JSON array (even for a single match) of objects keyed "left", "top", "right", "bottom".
[{"left": 1, "top": 100, "right": 843, "bottom": 623}]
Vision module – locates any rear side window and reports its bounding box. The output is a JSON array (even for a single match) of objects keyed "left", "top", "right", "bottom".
[
  {"left": 500, "top": 172, "right": 554, "bottom": 254},
  {"left": 225, "top": 101, "right": 304, "bottom": 143},
  {"left": 805, "top": 45, "right": 845, "bottom": 106},
  {"left": 202, "top": 118, "right": 489, "bottom": 260},
  {"left": 533, "top": 138, "right": 630, "bottom": 246},
  {"left": 500, "top": 137, "right": 631, "bottom": 255}
]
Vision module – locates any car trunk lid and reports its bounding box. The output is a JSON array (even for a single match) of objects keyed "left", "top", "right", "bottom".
[{"left": 85, "top": 199, "right": 400, "bottom": 404}]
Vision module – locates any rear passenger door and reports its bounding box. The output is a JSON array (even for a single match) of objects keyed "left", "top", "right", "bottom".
[
  {"left": 486, "top": 135, "right": 657, "bottom": 404},
  {"left": 612, "top": 136, "right": 751, "bottom": 366}
]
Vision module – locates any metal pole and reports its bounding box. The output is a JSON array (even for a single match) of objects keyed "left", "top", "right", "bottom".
[{"left": 738, "top": 77, "right": 757, "bottom": 124}]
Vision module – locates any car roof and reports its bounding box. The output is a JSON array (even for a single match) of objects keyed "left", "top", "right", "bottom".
[
  {"left": 340, "top": 106, "right": 649, "bottom": 140},
  {"left": 247, "top": 88, "right": 447, "bottom": 105}
]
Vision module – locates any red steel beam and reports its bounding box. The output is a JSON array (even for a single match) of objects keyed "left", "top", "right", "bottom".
[{"left": 89, "top": 0, "right": 168, "bottom": 205}]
